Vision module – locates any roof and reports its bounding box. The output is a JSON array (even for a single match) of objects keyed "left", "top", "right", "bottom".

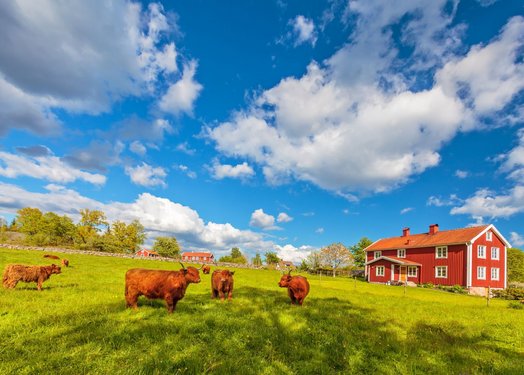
[
  {"left": 365, "top": 256, "right": 422, "bottom": 266},
  {"left": 365, "top": 224, "right": 510, "bottom": 251},
  {"left": 182, "top": 252, "right": 214, "bottom": 257}
]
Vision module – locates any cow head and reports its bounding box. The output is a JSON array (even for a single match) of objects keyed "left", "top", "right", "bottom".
[
  {"left": 49, "top": 264, "right": 62, "bottom": 275},
  {"left": 278, "top": 271, "right": 292, "bottom": 287},
  {"left": 179, "top": 263, "right": 201, "bottom": 283}
]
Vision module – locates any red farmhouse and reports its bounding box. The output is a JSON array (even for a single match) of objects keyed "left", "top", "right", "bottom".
[
  {"left": 181, "top": 252, "right": 214, "bottom": 263},
  {"left": 135, "top": 249, "right": 159, "bottom": 258},
  {"left": 364, "top": 224, "right": 510, "bottom": 294}
]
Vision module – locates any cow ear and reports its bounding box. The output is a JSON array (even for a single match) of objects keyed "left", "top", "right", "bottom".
[
  {"left": 183, "top": 269, "right": 188, "bottom": 275},
  {"left": 231, "top": 271, "right": 235, "bottom": 275}
]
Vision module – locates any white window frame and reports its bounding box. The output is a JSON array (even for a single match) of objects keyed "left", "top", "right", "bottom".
[
  {"left": 435, "top": 246, "right": 448, "bottom": 259},
  {"left": 407, "top": 266, "right": 417, "bottom": 277},
  {"left": 486, "top": 231, "right": 492, "bottom": 241},
  {"left": 491, "top": 267, "right": 499, "bottom": 281},
  {"left": 477, "top": 266, "right": 486, "bottom": 280},
  {"left": 376, "top": 266, "right": 385, "bottom": 277},
  {"left": 374, "top": 251, "right": 382, "bottom": 259},
  {"left": 477, "top": 245, "right": 486, "bottom": 259},
  {"left": 397, "top": 249, "right": 406, "bottom": 258},
  {"left": 491, "top": 247, "right": 499, "bottom": 260},
  {"left": 435, "top": 266, "right": 447, "bottom": 278}
]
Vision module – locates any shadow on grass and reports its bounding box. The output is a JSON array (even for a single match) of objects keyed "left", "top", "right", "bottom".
[{"left": 0, "top": 287, "right": 522, "bottom": 375}]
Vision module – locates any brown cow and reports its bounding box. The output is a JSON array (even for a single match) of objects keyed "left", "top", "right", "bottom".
[
  {"left": 3, "top": 264, "right": 62, "bottom": 291},
  {"left": 43, "top": 254, "right": 60, "bottom": 260},
  {"left": 202, "top": 265, "right": 211, "bottom": 274},
  {"left": 61, "top": 259, "right": 69, "bottom": 267},
  {"left": 278, "top": 271, "right": 310, "bottom": 306},
  {"left": 125, "top": 263, "right": 201, "bottom": 313},
  {"left": 211, "top": 269, "right": 234, "bottom": 300}
]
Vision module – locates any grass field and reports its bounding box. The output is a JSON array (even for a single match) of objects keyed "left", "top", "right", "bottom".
[{"left": 0, "top": 248, "right": 523, "bottom": 374}]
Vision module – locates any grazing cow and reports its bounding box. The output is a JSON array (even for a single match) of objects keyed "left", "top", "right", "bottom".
[
  {"left": 125, "top": 263, "right": 201, "bottom": 313},
  {"left": 43, "top": 254, "right": 60, "bottom": 260},
  {"left": 202, "top": 265, "right": 211, "bottom": 274},
  {"left": 3, "top": 264, "right": 62, "bottom": 291},
  {"left": 61, "top": 259, "right": 69, "bottom": 267},
  {"left": 211, "top": 269, "right": 235, "bottom": 300},
  {"left": 278, "top": 271, "right": 310, "bottom": 306}
]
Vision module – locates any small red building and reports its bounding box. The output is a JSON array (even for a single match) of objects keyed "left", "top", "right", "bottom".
[
  {"left": 365, "top": 224, "right": 510, "bottom": 293},
  {"left": 181, "top": 251, "right": 214, "bottom": 263},
  {"left": 135, "top": 249, "right": 159, "bottom": 258}
]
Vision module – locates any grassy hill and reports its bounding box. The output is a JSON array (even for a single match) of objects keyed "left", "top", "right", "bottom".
[{"left": 1, "top": 247, "right": 523, "bottom": 374}]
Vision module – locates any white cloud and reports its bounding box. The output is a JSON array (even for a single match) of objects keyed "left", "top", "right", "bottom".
[
  {"left": 208, "top": 8, "right": 524, "bottom": 197},
  {"left": 427, "top": 194, "right": 462, "bottom": 207},
  {"left": 315, "top": 227, "right": 324, "bottom": 234},
  {"left": 0, "top": 1, "right": 200, "bottom": 136},
  {"left": 175, "top": 164, "right": 197, "bottom": 179},
  {"left": 176, "top": 142, "right": 196, "bottom": 155},
  {"left": 0, "top": 151, "right": 105, "bottom": 185},
  {"left": 130, "top": 141, "right": 147, "bottom": 156},
  {"left": 510, "top": 232, "right": 524, "bottom": 247},
  {"left": 0, "top": 182, "right": 290, "bottom": 255},
  {"left": 125, "top": 163, "right": 167, "bottom": 187},
  {"left": 277, "top": 212, "right": 293, "bottom": 223},
  {"left": 249, "top": 208, "right": 279, "bottom": 230},
  {"left": 291, "top": 15, "right": 317, "bottom": 46},
  {"left": 159, "top": 60, "right": 203, "bottom": 116},
  {"left": 450, "top": 187, "right": 524, "bottom": 219},
  {"left": 274, "top": 244, "right": 315, "bottom": 264},
  {"left": 455, "top": 170, "right": 469, "bottom": 179},
  {"left": 400, "top": 207, "right": 414, "bottom": 214},
  {"left": 210, "top": 160, "right": 255, "bottom": 180}
]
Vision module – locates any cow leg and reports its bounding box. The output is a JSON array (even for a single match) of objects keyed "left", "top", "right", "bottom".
[
  {"left": 227, "top": 289, "right": 233, "bottom": 300},
  {"left": 287, "top": 288, "right": 296, "bottom": 304},
  {"left": 37, "top": 277, "right": 44, "bottom": 291},
  {"left": 219, "top": 289, "right": 225, "bottom": 301},
  {"left": 166, "top": 297, "right": 178, "bottom": 313},
  {"left": 125, "top": 290, "right": 139, "bottom": 309},
  {"left": 211, "top": 288, "right": 218, "bottom": 299}
]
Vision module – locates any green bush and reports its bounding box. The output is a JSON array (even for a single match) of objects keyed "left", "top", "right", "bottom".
[
  {"left": 508, "top": 301, "right": 524, "bottom": 309},
  {"left": 492, "top": 287, "right": 524, "bottom": 300}
]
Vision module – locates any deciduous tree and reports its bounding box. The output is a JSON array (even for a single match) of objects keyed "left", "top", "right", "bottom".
[
  {"left": 153, "top": 236, "right": 181, "bottom": 258},
  {"left": 320, "top": 242, "right": 353, "bottom": 277},
  {"left": 349, "top": 237, "right": 373, "bottom": 268}
]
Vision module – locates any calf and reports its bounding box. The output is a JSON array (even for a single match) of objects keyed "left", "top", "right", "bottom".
[
  {"left": 43, "top": 254, "right": 60, "bottom": 260},
  {"left": 125, "top": 263, "right": 201, "bottom": 313},
  {"left": 3, "top": 264, "right": 62, "bottom": 291},
  {"left": 61, "top": 259, "right": 69, "bottom": 267},
  {"left": 278, "top": 271, "right": 310, "bottom": 306},
  {"left": 202, "top": 265, "right": 211, "bottom": 274},
  {"left": 211, "top": 269, "right": 235, "bottom": 300}
]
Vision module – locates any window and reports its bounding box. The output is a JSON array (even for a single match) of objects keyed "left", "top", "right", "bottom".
[
  {"left": 397, "top": 249, "right": 406, "bottom": 258},
  {"left": 376, "top": 266, "right": 385, "bottom": 277},
  {"left": 436, "top": 266, "right": 447, "bottom": 278},
  {"left": 486, "top": 231, "right": 492, "bottom": 241},
  {"left": 491, "top": 247, "right": 499, "bottom": 260},
  {"left": 477, "top": 266, "right": 486, "bottom": 280},
  {"left": 407, "top": 266, "right": 417, "bottom": 277},
  {"left": 491, "top": 268, "right": 499, "bottom": 281},
  {"left": 435, "top": 246, "right": 448, "bottom": 259},
  {"left": 477, "top": 245, "right": 486, "bottom": 259},
  {"left": 374, "top": 251, "right": 382, "bottom": 259}
]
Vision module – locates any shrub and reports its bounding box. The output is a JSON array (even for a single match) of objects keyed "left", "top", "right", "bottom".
[
  {"left": 492, "top": 287, "right": 524, "bottom": 300},
  {"left": 508, "top": 301, "right": 524, "bottom": 310},
  {"left": 419, "top": 282, "right": 434, "bottom": 288}
]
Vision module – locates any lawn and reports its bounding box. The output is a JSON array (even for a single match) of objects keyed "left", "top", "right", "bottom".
[{"left": 0, "top": 248, "right": 522, "bottom": 374}]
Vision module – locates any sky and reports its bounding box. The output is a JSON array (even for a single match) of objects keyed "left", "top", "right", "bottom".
[{"left": 1, "top": 0, "right": 524, "bottom": 263}]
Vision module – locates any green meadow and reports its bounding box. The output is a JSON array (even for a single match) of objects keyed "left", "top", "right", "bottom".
[{"left": 0, "top": 248, "right": 522, "bottom": 375}]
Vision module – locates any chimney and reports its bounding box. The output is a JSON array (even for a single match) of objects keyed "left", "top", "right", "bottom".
[
  {"left": 429, "top": 224, "right": 439, "bottom": 235},
  {"left": 402, "top": 227, "right": 410, "bottom": 237}
]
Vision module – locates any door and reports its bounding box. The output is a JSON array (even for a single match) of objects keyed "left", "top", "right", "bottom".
[{"left": 400, "top": 266, "right": 407, "bottom": 282}]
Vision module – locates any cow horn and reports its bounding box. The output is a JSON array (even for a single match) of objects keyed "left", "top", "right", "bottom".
[
  {"left": 179, "top": 262, "right": 186, "bottom": 270},
  {"left": 288, "top": 269, "right": 292, "bottom": 275},
  {"left": 198, "top": 264, "right": 204, "bottom": 270}
]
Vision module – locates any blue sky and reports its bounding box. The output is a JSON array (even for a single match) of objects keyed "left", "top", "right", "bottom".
[{"left": 1, "top": 0, "right": 524, "bottom": 262}]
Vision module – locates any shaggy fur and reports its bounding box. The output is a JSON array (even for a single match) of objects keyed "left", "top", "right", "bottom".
[
  {"left": 3, "top": 264, "right": 62, "bottom": 291},
  {"left": 278, "top": 273, "right": 310, "bottom": 306},
  {"left": 202, "top": 265, "right": 211, "bottom": 274},
  {"left": 61, "top": 259, "right": 69, "bottom": 267},
  {"left": 43, "top": 254, "right": 60, "bottom": 260},
  {"left": 125, "top": 263, "right": 201, "bottom": 313},
  {"left": 211, "top": 269, "right": 235, "bottom": 300}
]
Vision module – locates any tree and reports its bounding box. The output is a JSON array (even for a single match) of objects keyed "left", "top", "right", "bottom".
[
  {"left": 231, "top": 247, "right": 242, "bottom": 259},
  {"left": 41, "top": 212, "right": 75, "bottom": 246},
  {"left": 108, "top": 220, "right": 146, "bottom": 253},
  {"left": 303, "top": 251, "right": 322, "bottom": 272},
  {"left": 252, "top": 253, "right": 263, "bottom": 266},
  {"left": 219, "top": 247, "right": 247, "bottom": 264},
  {"left": 320, "top": 242, "right": 353, "bottom": 277},
  {"left": 76, "top": 209, "right": 108, "bottom": 245},
  {"left": 508, "top": 248, "right": 524, "bottom": 283},
  {"left": 17, "top": 207, "right": 45, "bottom": 237},
  {"left": 153, "top": 237, "right": 181, "bottom": 258},
  {"left": 349, "top": 237, "right": 373, "bottom": 268},
  {"left": 264, "top": 251, "right": 280, "bottom": 265}
]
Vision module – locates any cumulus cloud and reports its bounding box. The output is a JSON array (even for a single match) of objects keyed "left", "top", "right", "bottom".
[
  {"left": 16, "top": 145, "right": 52, "bottom": 157},
  {"left": 315, "top": 227, "right": 324, "bottom": 234},
  {"left": 0, "top": 151, "right": 105, "bottom": 185},
  {"left": 427, "top": 194, "right": 462, "bottom": 207},
  {"left": 274, "top": 244, "right": 315, "bottom": 264},
  {"left": 125, "top": 163, "right": 167, "bottom": 187},
  {"left": 210, "top": 160, "right": 255, "bottom": 180},
  {"left": 0, "top": 182, "right": 283, "bottom": 254},
  {"left": 455, "top": 170, "right": 470, "bottom": 179},
  {"left": 277, "top": 212, "right": 293, "bottom": 223},
  {"left": 450, "top": 187, "right": 524, "bottom": 219},
  {"left": 130, "top": 141, "right": 147, "bottom": 156},
  {"left": 0, "top": 1, "right": 201, "bottom": 136},
  {"left": 510, "top": 232, "right": 524, "bottom": 247},
  {"left": 175, "top": 164, "right": 197, "bottom": 179},
  {"left": 159, "top": 60, "right": 203, "bottom": 116},
  {"left": 62, "top": 141, "right": 124, "bottom": 173},
  {"left": 249, "top": 209, "right": 280, "bottom": 230},
  {"left": 207, "top": 5, "right": 524, "bottom": 197},
  {"left": 291, "top": 15, "right": 317, "bottom": 46}
]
